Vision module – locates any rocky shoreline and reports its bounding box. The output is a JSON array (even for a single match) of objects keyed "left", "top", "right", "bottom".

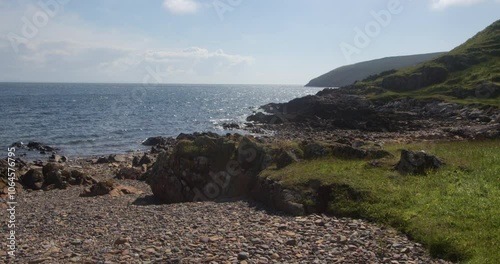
[
  {"left": 245, "top": 88, "right": 500, "bottom": 143},
  {"left": 2, "top": 87, "right": 499, "bottom": 263},
  {"left": 0, "top": 129, "right": 454, "bottom": 264},
  {"left": 1, "top": 145, "right": 450, "bottom": 263}
]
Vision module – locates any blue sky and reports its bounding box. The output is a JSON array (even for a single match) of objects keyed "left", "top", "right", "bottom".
[{"left": 0, "top": 0, "right": 498, "bottom": 84}]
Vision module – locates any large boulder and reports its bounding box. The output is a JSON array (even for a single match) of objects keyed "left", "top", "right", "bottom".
[
  {"left": 42, "top": 162, "right": 66, "bottom": 187},
  {"left": 396, "top": 150, "right": 444, "bottom": 175},
  {"left": 147, "top": 135, "right": 270, "bottom": 203},
  {"left": 303, "top": 143, "right": 329, "bottom": 159},
  {"left": 21, "top": 168, "right": 44, "bottom": 190},
  {"left": 275, "top": 150, "right": 299, "bottom": 169}
]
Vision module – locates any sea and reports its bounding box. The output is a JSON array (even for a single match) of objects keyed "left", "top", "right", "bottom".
[{"left": 0, "top": 83, "right": 322, "bottom": 159}]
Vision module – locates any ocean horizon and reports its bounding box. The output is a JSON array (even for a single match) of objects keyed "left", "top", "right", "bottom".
[{"left": 0, "top": 82, "right": 322, "bottom": 159}]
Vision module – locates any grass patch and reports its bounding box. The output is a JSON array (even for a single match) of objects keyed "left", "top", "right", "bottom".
[
  {"left": 357, "top": 20, "right": 500, "bottom": 107},
  {"left": 260, "top": 140, "right": 500, "bottom": 263},
  {"left": 369, "top": 89, "right": 500, "bottom": 108}
]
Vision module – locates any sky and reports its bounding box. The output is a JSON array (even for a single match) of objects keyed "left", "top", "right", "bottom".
[{"left": 0, "top": 0, "right": 499, "bottom": 85}]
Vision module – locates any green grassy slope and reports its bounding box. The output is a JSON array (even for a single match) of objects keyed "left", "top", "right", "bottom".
[
  {"left": 305, "top": 52, "right": 445, "bottom": 87},
  {"left": 357, "top": 19, "right": 500, "bottom": 106},
  {"left": 261, "top": 140, "right": 500, "bottom": 263}
]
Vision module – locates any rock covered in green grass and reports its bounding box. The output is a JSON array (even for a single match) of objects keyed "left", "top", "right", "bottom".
[{"left": 147, "top": 133, "right": 270, "bottom": 203}]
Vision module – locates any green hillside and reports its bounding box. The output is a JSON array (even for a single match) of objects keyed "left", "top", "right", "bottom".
[
  {"left": 357, "top": 19, "right": 500, "bottom": 106},
  {"left": 305, "top": 52, "right": 445, "bottom": 87}
]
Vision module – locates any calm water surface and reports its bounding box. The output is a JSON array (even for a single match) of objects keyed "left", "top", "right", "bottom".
[{"left": 0, "top": 83, "right": 322, "bottom": 158}]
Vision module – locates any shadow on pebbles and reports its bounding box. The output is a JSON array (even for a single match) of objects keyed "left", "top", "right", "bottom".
[{"left": 1, "top": 180, "right": 450, "bottom": 264}]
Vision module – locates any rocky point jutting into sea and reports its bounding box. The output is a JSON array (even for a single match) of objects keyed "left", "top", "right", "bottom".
[{"left": 247, "top": 87, "right": 500, "bottom": 142}]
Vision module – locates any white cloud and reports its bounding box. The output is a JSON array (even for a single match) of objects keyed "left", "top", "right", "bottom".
[
  {"left": 163, "top": 0, "right": 200, "bottom": 14},
  {"left": 143, "top": 47, "right": 254, "bottom": 65},
  {"left": 138, "top": 48, "right": 254, "bottom": 78},
  {"left": 430, "top": 0, "right": 488, "bottom": 9},
  {"left": 0, "top": 3, "right": 254, "bottom": 83}
]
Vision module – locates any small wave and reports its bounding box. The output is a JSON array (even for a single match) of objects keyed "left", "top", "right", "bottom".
[{"left": 65, "top": 138, "right": 97, "bottom": 145}]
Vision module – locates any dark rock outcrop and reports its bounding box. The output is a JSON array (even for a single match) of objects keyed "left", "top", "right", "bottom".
[
  {"left": 42, "top": 162, "right": 66, "bottom": 188},
  {"left": 147, "top": 135, "right": 270, "bottom": 203},
  {"left": 10, "top": 141, "right": 59, "bottom": 153},
  {"left": 381, "top": 66, "right": 448, "bottom": 92},
  {"left": 132, "top": 156, "right": 140, "bottom": 167},
  {"left": 275, "top": 150, "right": 299, "bottom": 169},
  {"left": 434, "top": 54, "right": 481, "bottom": 72},
  {"left": 248, "top": 93, "right": 403, "bottom": 132},
  {"left": 143, "top": 137, "right": 177, "bottom": 154},
  {"left": 396, "top": 150, "right": 444, "bottom": 175},
  {"left": 475, "top": 82, "right": 500, "bottom": 99},
  {"left": 251, "top": 177, "right": 305, "bottom": 215},
  {"left": 142, "top": 136, "right": 170, "bottom": 146},
  {"left": 20, "top": 163, "right": 95, "bottom": 190},
  {"left": 21, "top": 168, "right": 44, "bottom": 190},
  {"left": 248, "top": 85, "right": 500, "bottom": 137},
  {"left": 246, "top": 112, "right": 283, "bottom": 124},
  {"left": 303, "top": 143, "right": 329, "bottom": 159},
  {"left": 139, "top": 154, "right": 152, "bottom": 166}
]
